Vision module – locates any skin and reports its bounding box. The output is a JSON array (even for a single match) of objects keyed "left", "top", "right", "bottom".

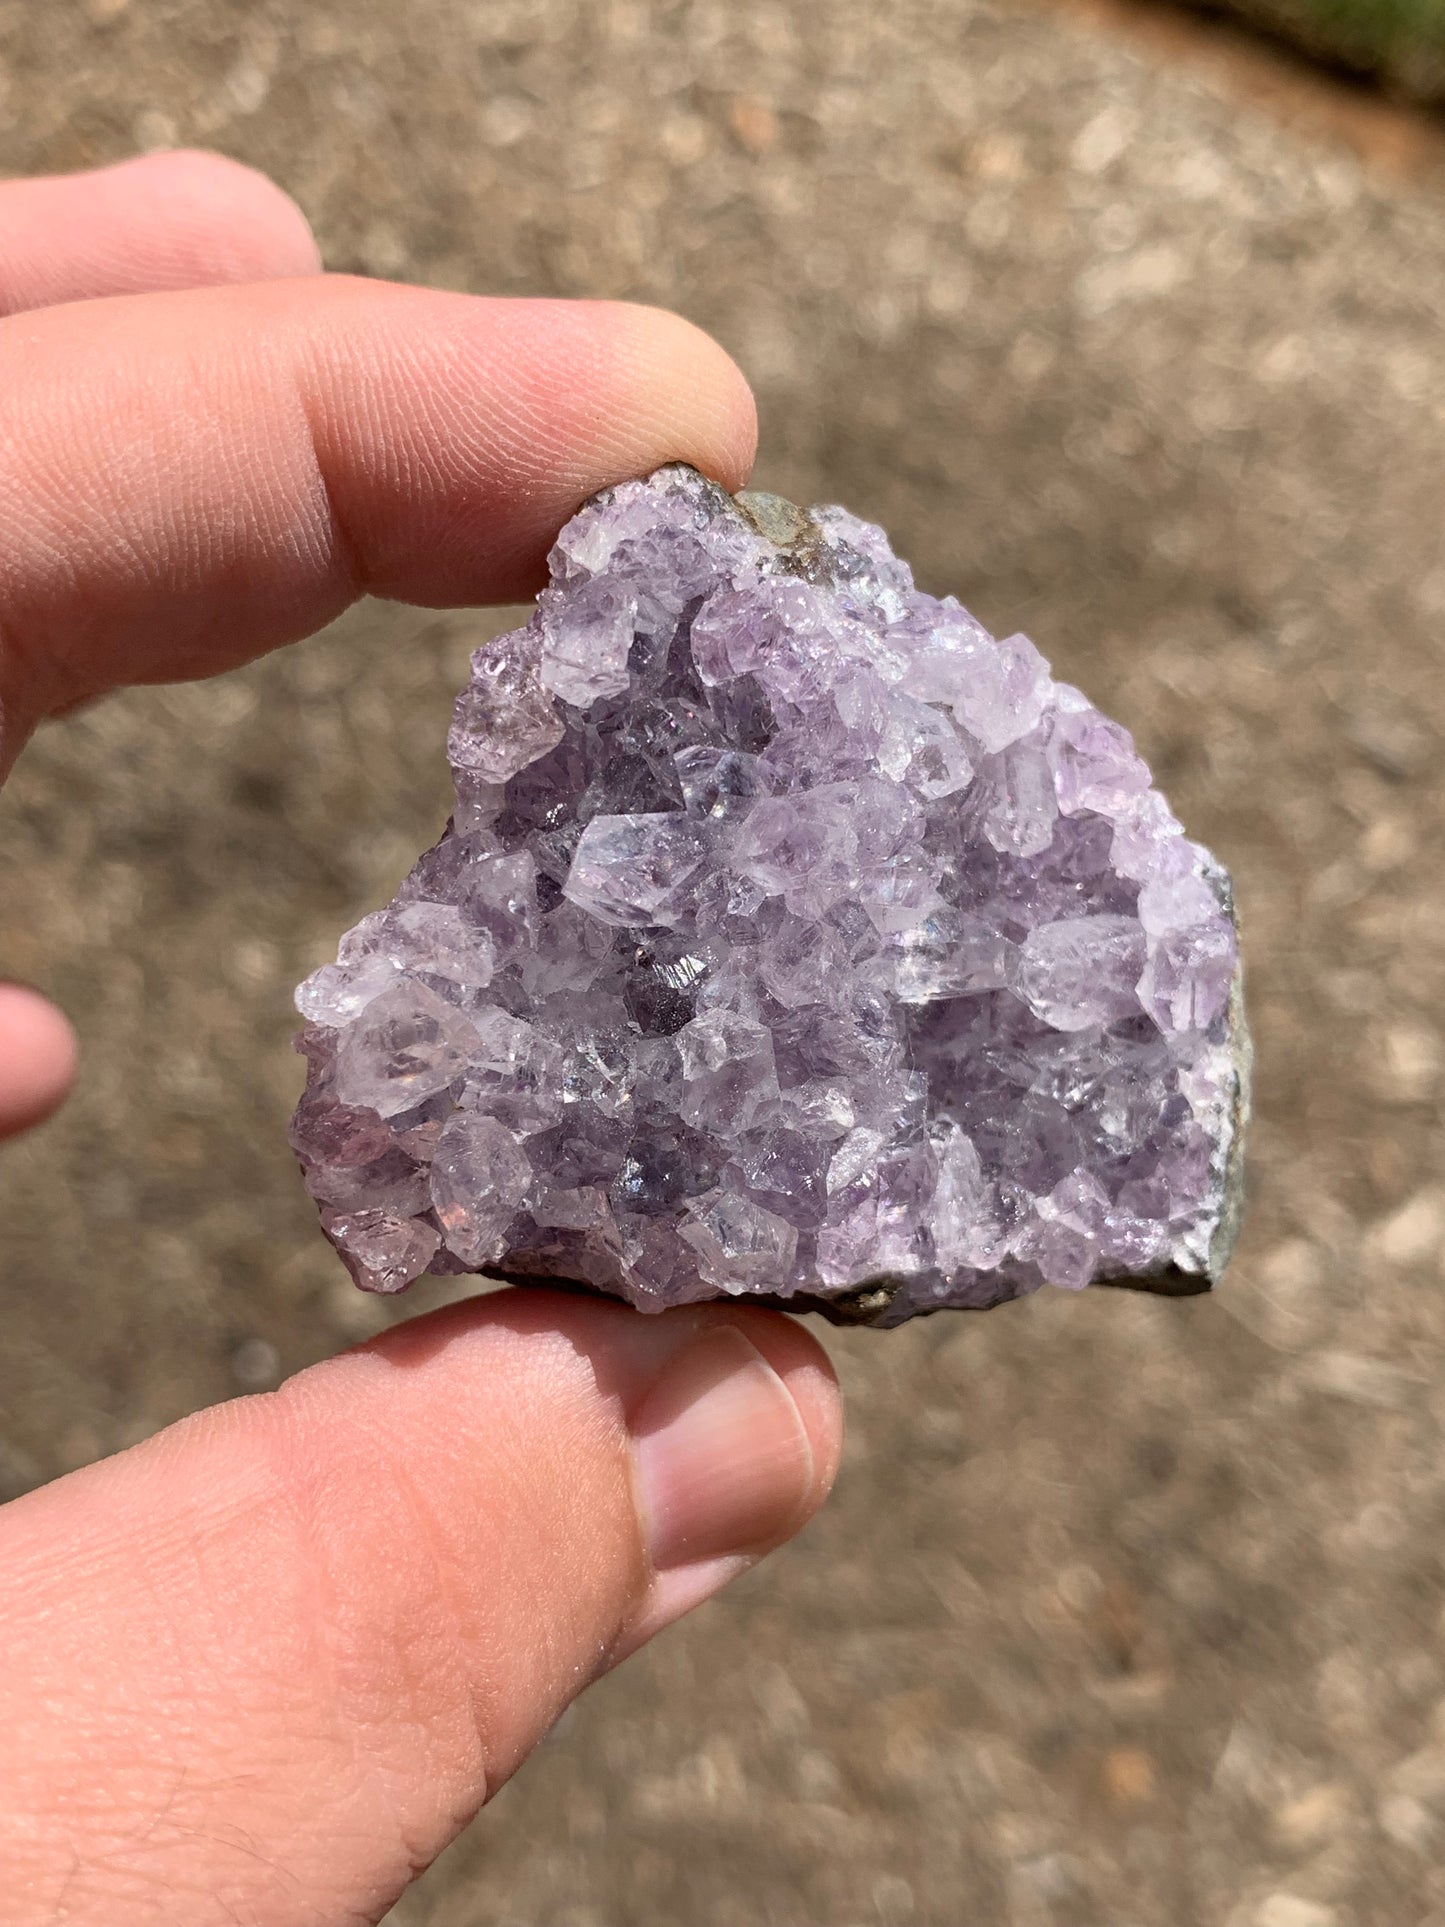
[{"left": 0, "top": 153, "right": 844, "bottom": 1927}]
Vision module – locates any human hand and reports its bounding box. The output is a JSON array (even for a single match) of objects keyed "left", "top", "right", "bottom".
[{"left": 0, "top": 154, "right": 843, "bottom": 1927}]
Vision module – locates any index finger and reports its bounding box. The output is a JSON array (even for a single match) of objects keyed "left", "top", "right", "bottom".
[
  {"left": 0, "top": 152, "right": 321, "bottom": 317},
  {"left": 0, "top": 276, "right": 757, "bottom": 768}
]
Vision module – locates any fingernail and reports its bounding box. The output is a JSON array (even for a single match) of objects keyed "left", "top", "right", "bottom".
[{"left": 632, "top": 1324, "right": 816, "bottom": 1574}]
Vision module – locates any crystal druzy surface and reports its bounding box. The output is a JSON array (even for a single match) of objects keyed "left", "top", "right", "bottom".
[{"left": 290, "top": 466, "right": 1249, "bottom": 1325}]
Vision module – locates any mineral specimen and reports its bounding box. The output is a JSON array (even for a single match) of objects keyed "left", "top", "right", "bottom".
[{"left": 290, "top": 466, "right": 1249, "bottom": 1325}]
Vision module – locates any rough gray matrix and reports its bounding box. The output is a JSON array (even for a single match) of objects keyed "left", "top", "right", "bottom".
[{"left": 290, "top": 467, "right": 1249, "bottom": 1325}]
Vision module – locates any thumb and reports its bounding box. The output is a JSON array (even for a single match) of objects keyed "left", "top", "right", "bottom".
[{"left": 0, "top": 1290, "right": 841, "bottom": 1927}]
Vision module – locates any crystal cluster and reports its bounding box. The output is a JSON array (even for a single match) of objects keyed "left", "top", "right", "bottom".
[{"left": 290, "top": 466, "right": 1248, "bottom": 1324}]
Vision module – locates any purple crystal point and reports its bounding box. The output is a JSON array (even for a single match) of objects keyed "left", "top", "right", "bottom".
[{"left": 291, "top": 466, "right": 1249, "bottom": 1322}]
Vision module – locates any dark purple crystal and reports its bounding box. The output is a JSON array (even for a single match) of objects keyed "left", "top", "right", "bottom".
[{"left": 291, "top": 467, "right": 1249, "bottom": 1324}]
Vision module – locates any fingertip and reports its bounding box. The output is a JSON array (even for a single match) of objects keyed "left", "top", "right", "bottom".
[
  {"left": 0, "top": 983, "right": 76, "bottom": 1136},
  {"left": 605, "top": 1306, "right": 841, "bottom": 1665},
  {"left": 111, "top": 148, "right": 323, "bottom": 279},
  {"left": 720, "top": 1307, "right": 844, "bottom": 1522},
  {"left": 0, "top": 280, "right": 753, "bottom": 735},
  {"left": 0, "top": 1285, "right": 835, "bottom": 1914},
  {"left": 586, "top": 300, "right": 759, "bottom": 493},
  {"left": 0, "top": 150, "right": 323, "bottom": 320}
]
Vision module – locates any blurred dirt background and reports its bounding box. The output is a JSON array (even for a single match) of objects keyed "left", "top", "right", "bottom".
[{"left": 2, "top": 1, "right": 1445, "bottom": 1922}]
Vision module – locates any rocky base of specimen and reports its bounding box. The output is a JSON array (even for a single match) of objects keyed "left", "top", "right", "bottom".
[{"left": 290, "top": 466, "right": 1249, "bottom": 1326}]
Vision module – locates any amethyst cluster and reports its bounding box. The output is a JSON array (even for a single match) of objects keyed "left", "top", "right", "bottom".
[{"left": 290, "top": 466, "right": 1248, "bottom": 1325}]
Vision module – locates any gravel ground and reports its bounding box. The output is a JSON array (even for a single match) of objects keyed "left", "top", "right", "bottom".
[{"left": 2, "top": 3, "right": 1445, "bottom": 1922}]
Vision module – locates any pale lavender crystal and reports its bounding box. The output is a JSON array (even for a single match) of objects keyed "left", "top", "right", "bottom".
[
  {"left": 323, "top": 1207, "right": 442, "bottom": 1294},
  {"left": 291, "top": 466, "right": 1249, "bottom": 1320},
  {"left": 333, "top": 981, "right": 481, "bottom": 1119},
  {"left": 1015, "top": 916, "right": 1148, "bottom": 1031},
  {"left": 430, "top": 1107, "right": 533, "bottom": 1266},
  {"left": 681, "top": 1190, "right": 799, "bottom": 1291},
  {"left": 565, "top": 814, "right": 712, "bottom": 927},
  {"left": 296, "top": 954, "right": 400, "bottom": 1027}
]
